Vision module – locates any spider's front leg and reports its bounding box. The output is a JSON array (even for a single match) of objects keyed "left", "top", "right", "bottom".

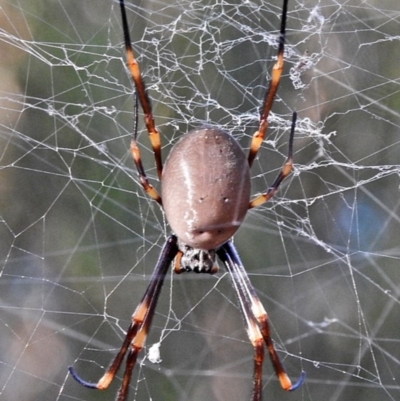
[
  {"left": 217, "top": 241, "right": 305, "bottom": 401},
  {"left": 69, "top": 235, "right": 179, "bottom": 401}
]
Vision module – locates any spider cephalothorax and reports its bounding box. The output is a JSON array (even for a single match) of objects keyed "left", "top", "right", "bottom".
[{"left": 174, "top": 240, "right": 218, "bottom": 274}]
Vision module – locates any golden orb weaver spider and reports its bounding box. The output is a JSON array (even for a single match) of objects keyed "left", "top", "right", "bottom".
[{"left": 69, "top": 0, "right": 305, "bottom": 400}]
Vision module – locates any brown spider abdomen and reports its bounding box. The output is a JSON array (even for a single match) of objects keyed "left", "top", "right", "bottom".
[{"left": 161, "top": 128, "right": 251, "bottom": 250}]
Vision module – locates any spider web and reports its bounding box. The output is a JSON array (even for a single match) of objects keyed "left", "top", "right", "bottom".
[{"left": 1, "top": 0, "right": 400, "bottom": 400}]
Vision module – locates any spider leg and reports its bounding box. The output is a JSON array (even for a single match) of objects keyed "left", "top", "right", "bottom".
[
  {"left": 131, "top": 93, "right": 162, "bottom": 204},
  {"left": 217, "top": 246, "right": 265, "bottom": 401},
  {"left": 248, "top": 0, "right": 288, "bottom": 167},
  {"left": 217, "top": 241, "right": 305, "bottom": 400},
  {"left": 69, "top": 235, "right": 179, "bottom": 400},
  {"left": 249, "top": 111, "right": 296, "bottom": 209},
  {"left": 120, "top": 0, "right": 163, "bottom": 188}
]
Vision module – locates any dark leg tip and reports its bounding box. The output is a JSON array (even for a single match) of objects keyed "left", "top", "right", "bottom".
[
  {"left": 289, "top": 371, "right": 306, "bottom": 391},
  {"left": 68, "top": 366, "right": 98, "bottom": 389}
]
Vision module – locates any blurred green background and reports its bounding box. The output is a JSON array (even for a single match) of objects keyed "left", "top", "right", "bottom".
[{"left": 1, "top": 1, "right": 400, "bottom": 400}]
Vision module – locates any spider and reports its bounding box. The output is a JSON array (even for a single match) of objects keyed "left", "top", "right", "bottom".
[{"left": 69, "top": 0, "right": 305, "bottom": 400}]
